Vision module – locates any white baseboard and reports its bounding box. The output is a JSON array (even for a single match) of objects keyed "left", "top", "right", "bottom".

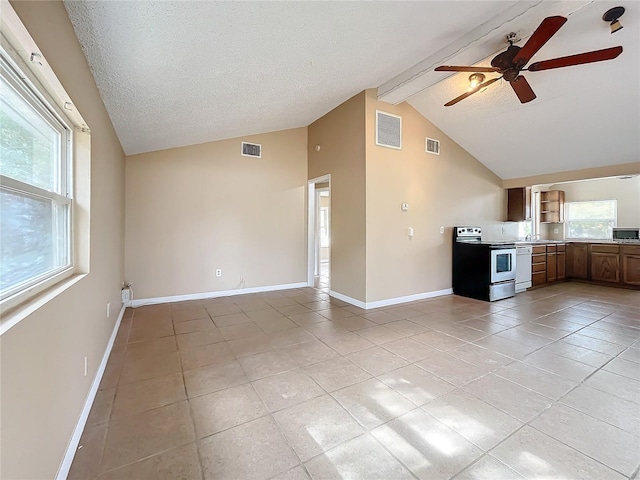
[
  {"left": 330, "top": 288, "right": 453, "bottom": 310},
  {"left": 56, "top": 304, "right": 126, "bottom": 480},
  {"left": 130, "top": 282, "right": 308, "bottom": 308},
  {"left": 329, "top": 290, "right": 367, "bottom": 309}
]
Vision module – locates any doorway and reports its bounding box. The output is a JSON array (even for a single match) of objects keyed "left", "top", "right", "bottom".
[{"left": 307, "top": 175, "right": 331, "bottom": 290}]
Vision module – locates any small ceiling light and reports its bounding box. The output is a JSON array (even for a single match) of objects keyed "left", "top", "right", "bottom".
[
  {"left": 468, "top": 73, "right": 485, "bottom": 90},
  {"left": 603, "top": 6, "right": 625, "bottom": 34}
]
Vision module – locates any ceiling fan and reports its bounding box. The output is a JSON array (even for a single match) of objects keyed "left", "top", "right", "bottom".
[{"left": 435, "top": 16, "right": 623, "bottom": 106}]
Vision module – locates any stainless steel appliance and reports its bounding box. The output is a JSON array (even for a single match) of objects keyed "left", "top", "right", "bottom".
[
  {"left": 613, "top": 228, "right": 640, "bottom": 241},
  {"left": 516, "top": 245, "right": 533, "bottom": 292},
  {"left": 452, "top": 226, "right": 516, "bottom": 301}
]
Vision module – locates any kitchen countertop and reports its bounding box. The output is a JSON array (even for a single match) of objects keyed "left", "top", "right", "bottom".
[{"left": 515, "top": 239, "right": 640, "bottom": 245}]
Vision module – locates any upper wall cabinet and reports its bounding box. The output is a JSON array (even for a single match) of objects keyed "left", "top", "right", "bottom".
[
  {"left": 540, "top": 190, "right": 565, "bottom": 223},
  {"left": 506, "top": 187, "right": 531, "bottom": 222}
]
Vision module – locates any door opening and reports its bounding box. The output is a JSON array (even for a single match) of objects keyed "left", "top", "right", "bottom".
[{"left": 307, "top": 175, "right": 330, "bottom": 289}]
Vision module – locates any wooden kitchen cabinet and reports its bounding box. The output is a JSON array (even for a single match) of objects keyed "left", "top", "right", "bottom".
[
  {"left": 567, "top": 243, "right": 588, "bottom": 279},
  {"left": 590, "top": 245, "right": 620, "bottom": 283},
  {"left": 507, "top": 187, "right": 531, "bottom": 222},
  {"left": 557, "top": 244, "right": 566, "bottom": 280},
  {"left": 532, "top": 245, "right": 547, "bottom": 286},
  {"left": 546, "top": 244, "right": 557, "bottom": 282},
  {"left": 540, "top": 190, "right": 565, "bottom": 224},
  {"left": 622, "top": 246, "right": 640, "bottom": 286}
]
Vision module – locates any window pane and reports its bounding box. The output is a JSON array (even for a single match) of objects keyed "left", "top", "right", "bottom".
[
  {"left": 567, "top": 221, "right": 615, "bottom": 239},
  {"left": 0, "top": 188, "right": 69, "bottom": 296},
  {"left": 0, "top": 75, "right": 60, "bottom": 192},
  {"left": 565, "top": 200, "right": 616, "bottom": 240},
  {"left": 566, "top": 201, "right": 615, "bottom": 220}
]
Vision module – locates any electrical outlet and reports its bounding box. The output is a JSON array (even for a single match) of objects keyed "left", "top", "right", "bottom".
[
  {"left": 216, "top": 269, "right": 222, "bottom": 277},
  {"left": 439, "top": 226, "right": 444, "bottom": 234},
  {"left": 553, "top": 228, "right": 559, "bottom": 234},
  {"left": 501, "top": 226, "right": 506, "bottom": 235},
  {"left": 106, "top": 302, "right": 110, "bottom": 318},
  {"left": 84, "top": 356, "right": 88, "bottom": 377},
  {"left": 121, "top": 288, "right": 130, "bottom": 303}
]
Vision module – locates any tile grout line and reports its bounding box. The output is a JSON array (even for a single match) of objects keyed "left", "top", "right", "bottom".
[{"left": 71, "top": 284, "right": 639, "bottom": 479}]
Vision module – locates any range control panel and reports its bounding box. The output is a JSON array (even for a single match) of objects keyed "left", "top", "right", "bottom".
[{"left": 454, "top": 226, "right": 482, "bottom": 237}]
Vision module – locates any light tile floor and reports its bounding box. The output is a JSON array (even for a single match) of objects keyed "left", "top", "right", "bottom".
[{"left": 69, "top": 281, "right": 640, "bottom": 479}]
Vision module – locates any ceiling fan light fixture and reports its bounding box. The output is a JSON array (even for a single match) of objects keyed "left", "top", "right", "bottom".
[
  {"left": 468, "top": 73, "right": 485, "bottom": 89},
  {"left": 603, "top": 6, "right": 625, "bottom": 34}
]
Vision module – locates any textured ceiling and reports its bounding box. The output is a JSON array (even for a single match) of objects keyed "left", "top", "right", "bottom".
[
  {"left": 407, "top": 1, "right": 640, "bottom": 179},
  {"left": 64, "top": 1, "right": 639, "bottom": 179},
  {"left": 64, "top": 0, "right": 517, "bottom": 155}
]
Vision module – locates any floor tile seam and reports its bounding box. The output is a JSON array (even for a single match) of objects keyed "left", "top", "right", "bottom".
[
  {"left": 416, "top": 402, "right": 523, "bottom": 455},
  {"left": 191, "top": 397, "right": 273, "bottom": 441},
  {"left": 456, "top": 380, "right": 541, "bottom": 426},
  {"left": 489, "top": 366, "right": 577, "bottom": 403},
  {"left": 249, "top": 373, "right": 326, "bottom": 415},
  {"left": 264, "top": 392, "right": 327, "bottom": 475},
  {"left": 375, "top": 343, "right": 435, "bottom": 364},
  {"left": 238, "top": 359, "right": 299, "bottom": 383},
  {"left": 601, "top": 364, "right": 640, "bottom": 383},
  {"left": 512, "top": 352, "right": 640, "bottom": 443},
  {"left": 367, "top": 405, "right": 485, "bottom": 480},
  {"left": 453, "top": 452, "right": 524, "bottom": 479},
  {"left": 615, "top": 342, "right": 640, "bottom": 363},
  {"left": 571, "top": 325, "right": 640, "bottom": 347},
  {"left": 524, "top": 424, "right": 636, "bottom": 478},
  {"left": 483, "top": 407, "right": 628, "bottom": 479},
  {"left": 412, "top": 353, "right": 497, "bottom": 381},
  {"left": 577, "top": 355, "right": 640, "bottom": 407},
  {"left": 302, "top": 427, "right": 423, "bottom": 480},
  {"left": 554, "top": 396, "right": 640, "bottom": 438},
  {"left": 108, "top": 392, "right": 189, "bottom": 425},
  {"left": 95, "top": 439, "right": 199, "bottom": 478},
  {"left": 327, "top": 379, "right": 421, "bottom": 431},
  {"left": 182, "top": 368, "right": 207, "bottom": 480},
  {"left": 589, "top": 313, "right": 640, "bottom": 331}
]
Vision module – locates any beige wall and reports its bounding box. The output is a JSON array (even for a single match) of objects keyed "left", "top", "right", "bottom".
[
  {"left": 308, "top": 92, "right": 366, "bottom": 302},
  {"left": 125, "top": 128, "right": 308, "bottom": 299},
  {"left": 503, "top": 162, "right": 640, "bottom": 189},
  {"left": 1, "top": 2, "right": 126, "bottom": 478},
  {"left": 364, "top": 90, "right": 504, "bottom": 302},
  {"left": 552, "top": 176, "right": 640, "bottom": 228}
]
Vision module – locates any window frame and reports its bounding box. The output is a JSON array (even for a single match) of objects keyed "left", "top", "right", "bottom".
[
  {"left": 0, "top": 48, "right": 74, "bottom": 310},
  {"left": 564, "top": 199, "right": 617, "bottom": 240}
]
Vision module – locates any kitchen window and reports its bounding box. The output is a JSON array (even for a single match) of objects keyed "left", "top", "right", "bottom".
[
  {"left": 0, "top": 52, "right": 73, "bottom": 306},
  {"left": 565, "top": 200, "right": 617, "bottom": 240}
]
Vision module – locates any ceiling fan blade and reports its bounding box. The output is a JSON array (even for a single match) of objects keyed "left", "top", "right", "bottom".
[
  {"left": 510, "top": 76, "right": 536, "bottom": 103},
  {"left": 444, "top": 77, "right": 501, "bottom": 107},
  {"left": 513, "top": 16, "right": 567, "bottom": 66},
  {"left": 435, "top": 66, "right": 501, "bottom": 73},
  {"left": 527, "top": 46, "right": 623, "bottom": 71}
]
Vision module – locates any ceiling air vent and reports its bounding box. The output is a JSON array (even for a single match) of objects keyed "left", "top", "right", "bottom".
[
  {"left": 426, "top": 137, "right": 440, "bottom": 155},
  {"left": 241, "top": 142, "right": 262, "bottom": 158},
  {"left": 376, "top": 110, "right": 401, "bottom": 150}
]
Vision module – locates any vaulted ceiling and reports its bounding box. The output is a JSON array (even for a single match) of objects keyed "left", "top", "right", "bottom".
[{"left": 64, "top": 1, "right": 638, "bottom": 179}]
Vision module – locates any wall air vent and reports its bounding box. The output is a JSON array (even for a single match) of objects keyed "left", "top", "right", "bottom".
[
  {"left": 426, "top": 137, "right": 440, "bottom": 155},
  {"left": 241, "top": 142, "right": 262, "bottom": 158},
  {"left": 376, "top": 110, "right": 401, "bottom": 150}
]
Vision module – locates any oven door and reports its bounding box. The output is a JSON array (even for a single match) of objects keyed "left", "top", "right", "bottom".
[{"left": 491, "top": 248, "right": 516, "bottom": 283}]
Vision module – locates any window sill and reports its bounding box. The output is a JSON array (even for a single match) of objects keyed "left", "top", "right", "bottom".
[{"left": 0, "top": 273, "right": 87, "bottom": 335}]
